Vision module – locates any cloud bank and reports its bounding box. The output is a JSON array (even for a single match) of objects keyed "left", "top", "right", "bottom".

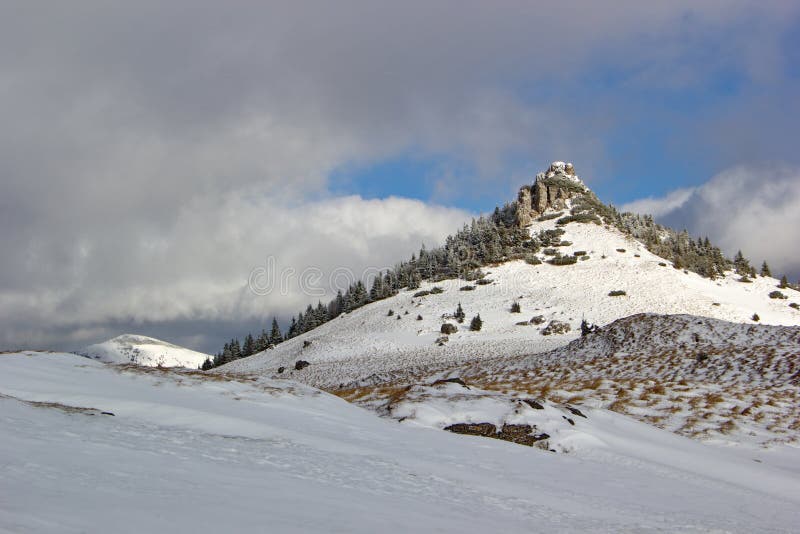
[
  {"left": 621, "top": 166, "right": 800, "bottom": 281},
  {"left": 1, "top": 1, "right": 798, "bottom": 351}
]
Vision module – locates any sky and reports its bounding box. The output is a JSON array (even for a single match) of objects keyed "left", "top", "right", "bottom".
[{"left": 1, "top": 1, "right": 799, "bottom": 353}]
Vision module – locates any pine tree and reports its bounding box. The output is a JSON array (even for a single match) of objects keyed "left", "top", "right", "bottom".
[
  {"left": 242, "top": 333, "right": 255, "bottom": 358},
  {"left": 270, "top": 318, "right": 283, "bottom": 345},
  {"left": 201, "top": 358, "right": 214, "bottom": 371},
  {"left": 469, "top": 314, "right": 483, "bottom": 332},
  {"left": 454, "top": 302, "right": 465, "bottom": 323},
  {"left": 510, "top": 301, "right": 521, "bottom": 313},
  {"left": 760, "top": 261, "right": 771, "bottom": 277},
  {"left": 779, "top": 275, "right": 788, "bottom": 288}
]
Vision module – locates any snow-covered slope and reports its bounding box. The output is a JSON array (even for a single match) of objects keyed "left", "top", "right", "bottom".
[
  {"left": 1, "top": 352, "right": 799, "bottom": 533},
  {"left": 79, "top": 334, "right": 211, "bottom": 368},
  {"left": 221, "top": 217, "right": 800, "bottom": 388}
]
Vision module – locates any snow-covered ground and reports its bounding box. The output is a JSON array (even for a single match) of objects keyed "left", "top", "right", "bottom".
[
  {"left": 1, "top": 352, "right": 799, "bottom": 533},
  {"left": 221, "top": 219, "right": 800, "bottom": 389},
  {"left": 78, "top": 334, "right": 211, "bottom": 368}
]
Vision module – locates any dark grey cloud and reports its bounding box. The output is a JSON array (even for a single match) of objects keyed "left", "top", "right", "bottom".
[{"left": 1, "top": 1, "right": 798, "bottom": 351}]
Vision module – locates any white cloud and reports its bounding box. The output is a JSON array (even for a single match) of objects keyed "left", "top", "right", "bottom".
[
  {"left": 620, "top": 187, "right": 696, "bottom": 218},
  {"left": 0, "top": 193, "right": 471, "bottom": 350},
  {"left": 622, "top": 165, "right": 800, "bottom": 280}
]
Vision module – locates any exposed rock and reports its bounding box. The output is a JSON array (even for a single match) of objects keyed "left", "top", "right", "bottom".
[
  {"left": 294, "top": 360, "right": 310, "bottom": 371},
  {"left": 541, "top": 320, "right": 571, "bottom": 336},
  {"left": 432, "top": 377, "right": 468, "bottom": 388},
  {"left": 565, "top": 405, "right": 587, "bottom": 418},
  {"left": 522, "top": 399, "right": 545, "bottom": 410},
  {"left": 435, "top": 335, "right": 449, "bottom": 346},
  {"left": 277, "top": 366, "right": 285, "bottom": 374},
  {"left": 516, "top": 161, "right": 589, "bottom": 227},
  {"left": 445, "top": 422, "right": 550, "bottom": 447},
  {"left": 444, "top": 423, "right": 497, "bottom": 437}
]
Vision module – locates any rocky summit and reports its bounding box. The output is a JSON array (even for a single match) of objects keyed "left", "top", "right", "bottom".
[{"left": 516, "top": 161, "right": 589, "bottom": 227}]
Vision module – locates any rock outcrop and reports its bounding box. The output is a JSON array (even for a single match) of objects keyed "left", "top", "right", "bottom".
[{"left": 516, "top": 161, "right": 588, "bottom": 227}]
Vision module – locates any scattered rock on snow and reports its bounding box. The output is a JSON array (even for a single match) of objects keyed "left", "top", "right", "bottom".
[{"left": 294, "top": 360, "right": 310, "bottom": 371}]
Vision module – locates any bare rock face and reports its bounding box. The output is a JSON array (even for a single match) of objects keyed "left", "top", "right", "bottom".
[{"left": 516, "top": 161, "right": 588, "bottom": 227}]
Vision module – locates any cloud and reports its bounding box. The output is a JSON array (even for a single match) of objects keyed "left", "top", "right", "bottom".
[
  {"left": 622, "top": 165, "right": 800, "bottom": 281},
  {"left": 1, "top": 2, "right": 799, "bottom": 351},
  {"left": 0, "top": 194, "right": 471, "bottom": 351},
  {"left": 620, "top": 188, "right": 696, "bottom": 218}
]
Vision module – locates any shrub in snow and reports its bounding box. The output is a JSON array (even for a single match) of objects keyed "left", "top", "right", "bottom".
[
  {"left": 739, "top": 276, "right": 753, "bottom": 283},
  {"left": 516, "top": 321, "right": 530, "bottom": 326},
  {"left": 543, "top": 248, "right": 558, "bottom": 256},
  {"left": 789, "top": 303, "right": 799, "bottom": 310},
  {"left": 573, "top": 251, "right": 587, "bottom": 256},
  {"left": 548, "top": 255, "right": 578, "bottom": 266},
  {"left": 413, "top": 290, "right": 431, "bottom": 298},
  {"left": 769, "top": 291, "right": 787, "bottom": 300},
  {"left": 751, "top": 313, "right": 760, "bottom": 322},
  {"left": 779, "top": 275, "right": 788, "bottom": 289},
  {"left": 556, "top": 213, "right": 601, "bottom": 226},
  {"left": 441, "top": 323, "right": 458, "bottom": 335},
  {"left": 416, "top": 314, "right": 423, "bottom": 320},
  {"left": 536, "top": 211, "right": 563, "bottom": 222},
  {"left": 616, "top": 248, "right": 626, "bottom": 253},
  {"left": 430, "top": 286, "right": 445, "bottom": 294},
  {"left": 469, "top": 314, "right": 483, "bottom": 331},
  {"left": 510, "top": 302, "right": 521, "bottom": 313},
  {"left": 387, "top": 309, "right": 394, "bottom": 316},
  {"left": 454, "top": 303, "right": 466, "bottom": 323},
  {"left": 559, "top": 240, "right": 573, "bottom": 247},
  {"left": 608, "top": 290, "right": 626, "bottom": 297},
  {"left": 525, "top": 255, "right": 542, "bottom": 265},
  {"left": 435, "top": 336, "right": 449, "bottom": 346},
  {"left": 294, "top": 360, "right": 310, "bottom": 370},
  {"left": 460, "top": 285, "right": 475, "bottom": 291},
  {"left": 475, "top": 278, "right": 493, "bottom": 286},
  {"left": 658, "top": 262, "right": 667, "bottom": 267},
  {"left": 541, "top": 320, "right": 571, "bottom": 336}
]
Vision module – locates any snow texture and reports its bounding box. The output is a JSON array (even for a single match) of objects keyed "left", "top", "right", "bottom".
[{"left": 1, "top": 352, "right": 799, "bottom": 533}]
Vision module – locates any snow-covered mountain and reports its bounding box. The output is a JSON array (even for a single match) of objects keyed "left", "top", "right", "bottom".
[
  {"left": 217, "top": 162, "right": 800, "bottom": 450},
  {"left": 78, "top": 334, "right": 211, "bottom": 368},
  {"left": 220, "top": 199, "right": 799, "bottom": 388},
  {"left": 1, "top": 352, "right": 798, "bottom": 532}
]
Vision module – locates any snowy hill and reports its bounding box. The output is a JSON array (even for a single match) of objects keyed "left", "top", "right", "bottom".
[
  {"left": 79, "top": 334, "right": 211, "bottom": 368},
  {"left": 220, "top": 213, "right": 799, "bottom": 389},
  {"left": 1, "top": 352, "right": 799, "bottom": 532}
]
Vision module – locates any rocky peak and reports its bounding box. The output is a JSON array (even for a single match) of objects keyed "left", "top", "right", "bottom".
[{"left": 516, "top": 161, "right": 589, "bottom": 227}]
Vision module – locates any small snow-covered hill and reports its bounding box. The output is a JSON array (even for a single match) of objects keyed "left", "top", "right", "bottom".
[
  {"left": 221, "top": 215, "right": 800, "bottom": 388},
  {"left": 1, "top": 352, "right": 799, "bottom": 532},
  {"left": 79, "top": 334, "right": 211, "bottom": 368}
]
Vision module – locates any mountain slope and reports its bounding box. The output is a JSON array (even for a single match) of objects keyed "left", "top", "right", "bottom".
[
  {"left": 1, "top": 352, "right": 799, "bottom": 533},
  {"left": 220, "top": 215, "right": 799, "bottom": 388},
  {"left": 79, "top": 334, "right": 211, "bottom": 368}
]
